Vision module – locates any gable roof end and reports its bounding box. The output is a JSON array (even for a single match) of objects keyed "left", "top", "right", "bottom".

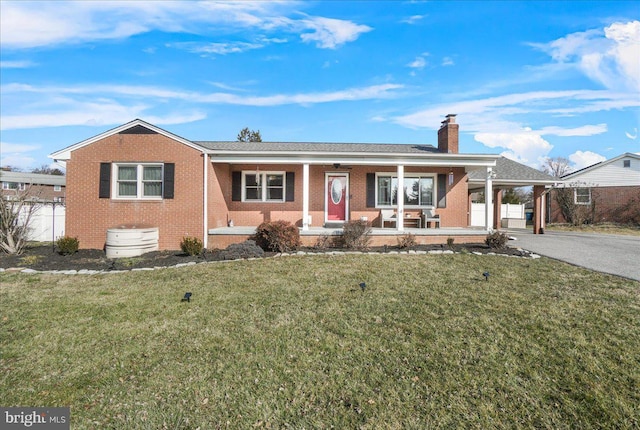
[
  {"left": 48, "top": 119, "right": 207, "bottom": 161},
  {"left": 561, "top": 152, "right": 640, "bottom": 180}
]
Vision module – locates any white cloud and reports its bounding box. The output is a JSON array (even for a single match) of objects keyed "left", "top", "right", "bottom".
[
  {"left": 531, "top": 20, "right": 640, "bottom": 92},
  {"left": 402, "top": 15, "right": 427, "bottom": 25},
  {"left": 298, "top": 16, "right": 372, "bottom": 49},
  {"left": 169, "top": 41, "right": 264, "bottom": 55},
  {"left": 393, "top": 90, "right": 625, "bottom": 167},
  {"left": 408, "top": 53, "right": 429, "bottom": 69},
  {"left": 538, "top": 124, "right": 607, "bottom": 137},
  {"left": 474, "top": 132, "right": 553, "bottom": 168},
  {"left": 568, "top": 150, "right": 606, "bottom": 170},
  {"left": 442, "top": 57, "right": 454, "bottom": 66},
  {"left": 393, "top": 89, "right": 626, "bottom": 132},
  {"left": 0, "top": 142, "right": 41, "bottom": 169},
  {"left": 626, "top": 128, "right": 638, "bottom": 140},
  {"left": 0, "top": 60, "right": 36, "bottom": 68},
  {"left": 0, "top": 83, "right": 403, "bottom": 130},
  {"left": 0, "top": 1, "right": 370, "bottom": 51}
]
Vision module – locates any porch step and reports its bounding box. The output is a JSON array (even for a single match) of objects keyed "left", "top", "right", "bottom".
[{"left": 323, "top": 222, "right": 344, "bottom": 228}]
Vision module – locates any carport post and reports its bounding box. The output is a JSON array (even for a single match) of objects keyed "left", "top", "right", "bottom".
[{"left": 533, "top": 185, "right": 544, "bottom": 234}]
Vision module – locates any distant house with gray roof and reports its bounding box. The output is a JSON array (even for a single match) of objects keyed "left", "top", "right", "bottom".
[{"left": 0, "top": 170, "right": 66, "bottom": 202}]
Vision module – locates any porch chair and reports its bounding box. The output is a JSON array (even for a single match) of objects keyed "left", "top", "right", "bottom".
[
  {"left": 422, "top": 208, "right": 441, "bottom": 228},
  {"left": 380, "top": 209, "right": 397, "bottom": 228}
]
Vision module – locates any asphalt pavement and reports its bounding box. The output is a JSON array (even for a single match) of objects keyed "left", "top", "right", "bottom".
[{"left": 505, "top": 229, "right": 640, "bottom": 281}]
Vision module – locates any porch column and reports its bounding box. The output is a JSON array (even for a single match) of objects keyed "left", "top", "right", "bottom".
[
  {"left": 533, "top": 185, "right": 544, "bottom": 234},
  {"left": 493, "top": 188, "right": 502, "bottom": 230},
  {"left": 302, "top": 163, "right": 310, "bottom": 231},
  {"left": 485, "top": 167, "right": 494, "bottom": 232},
  {"left": 397, "top": 164, "right": 404, "bottom": 232}
]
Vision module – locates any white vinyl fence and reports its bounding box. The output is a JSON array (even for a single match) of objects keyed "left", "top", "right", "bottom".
[
  {"left": 21, "top": 203, "right": 66, "bottom": 242},
  {"left": 470, "top": 203, "right": 525, "bottom": 227}
]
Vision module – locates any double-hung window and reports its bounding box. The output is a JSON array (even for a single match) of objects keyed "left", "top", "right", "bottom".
[
  {"left": 115, "top": 164, "right": 163, "bottom": 199},
  {"left": 2, "top": 182, "right": 26, "bottom": 191},
  {"left": 376, "top": 174, "right": 435, "bottom": 207},
  {"left": 574, "top": 187, "right": 591, "bottom": 205},
  {"left": 243, "top": 172, "right": 285, "bottom": 202}
]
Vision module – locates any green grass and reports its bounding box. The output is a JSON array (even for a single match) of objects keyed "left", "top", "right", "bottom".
[
  {"left": 546, "top": 222, "right": 640, "bottom": 236},
  {"left": 1, "top": 255, "right": 639, "bottom": 429}
]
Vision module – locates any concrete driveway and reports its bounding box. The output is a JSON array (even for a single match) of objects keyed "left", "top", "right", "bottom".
[{"left": 506, "top": 229, "right": 640, "bottom": 281}]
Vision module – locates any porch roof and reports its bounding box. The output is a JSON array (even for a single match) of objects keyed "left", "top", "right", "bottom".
[
  {"left": 467, "top": 156, "right": 559, "bottom": 191},
  {"left": 198, "top": 141, "right": 499, "bottom": 168}
]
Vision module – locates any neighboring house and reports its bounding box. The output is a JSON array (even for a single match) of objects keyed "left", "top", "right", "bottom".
[
  {"left": 0, "top": 170, "right": 67, "bottom": 242},
  {"left": 49, "top": 117, "right": 556, "bottom": 250},
  {"left": 0, "top": 170, "right": 66, "bottom": 202},
  {"left": 548, "top": 153, "right": 640, "bottom": 225}
]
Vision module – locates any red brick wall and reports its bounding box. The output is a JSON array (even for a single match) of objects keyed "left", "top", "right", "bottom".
[
  {"left": 548, "top": 186, "right": 640, "bottom": 224},
  {"left": 66, "top": 133, "right": 204, "bottom": 249}
]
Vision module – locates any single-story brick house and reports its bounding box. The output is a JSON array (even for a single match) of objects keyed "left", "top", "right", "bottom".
[
  {"left": 49, "top": 116, "right": 556, "bottom": 250},
  {"left": 548, "top": 152, "right": 640, "bottom": 225}
]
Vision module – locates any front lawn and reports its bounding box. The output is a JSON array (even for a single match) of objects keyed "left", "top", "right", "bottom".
[{"left": 1, "top": 255, "right": 638, "bottom": 429}]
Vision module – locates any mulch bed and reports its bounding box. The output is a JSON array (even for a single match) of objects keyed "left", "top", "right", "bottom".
[{"left": 0, "top": 243, "right": 528, "bottom": 272}]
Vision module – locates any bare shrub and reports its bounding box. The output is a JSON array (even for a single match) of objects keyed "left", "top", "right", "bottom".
[{"left": 342, "top": 220, "right": 371, "bottom": 250}]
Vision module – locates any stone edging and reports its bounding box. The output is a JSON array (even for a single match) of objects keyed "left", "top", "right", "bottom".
[{"left": 0, "top": 248, "right": 541, "bottom": 275}]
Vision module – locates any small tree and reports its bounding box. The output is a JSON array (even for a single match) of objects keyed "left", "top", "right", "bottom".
[
  {"left": 554, "top": 181, "right": 598, "bottom": 225},
  {"left": 502, "top": 188, "right": 521, "bottom": 204},
  {"left": 0, "top": 188, "right": 40, "bottom": 254},
  {"left": 32, "top": 164, "right": 64, "bottom": 176},
  {"left": 237, "top": 127, "right": 262, "bottom": 142},
  {"left": 542, "top": 157, "right": 572, "bottom": 178}
]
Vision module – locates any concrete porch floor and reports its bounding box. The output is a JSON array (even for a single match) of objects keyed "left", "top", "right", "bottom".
[
  {"left": 208, "top": 226, "right": 489, "bottom": 236},
  {"left": 208, "top": 226, "right": 491, "bottom": 248}
]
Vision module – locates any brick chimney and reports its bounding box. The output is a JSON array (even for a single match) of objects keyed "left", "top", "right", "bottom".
[{"left": 437, "top": 114, "right": 459, "bottom": 154}]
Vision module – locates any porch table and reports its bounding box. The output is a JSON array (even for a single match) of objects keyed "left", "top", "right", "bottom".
[{"left": 402, "top": 216, "right": 422, "bottom": 229}]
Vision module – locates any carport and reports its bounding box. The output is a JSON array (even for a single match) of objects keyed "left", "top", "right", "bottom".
[{"left": 467, "top": 157, "right": 558, "bottom": 234}]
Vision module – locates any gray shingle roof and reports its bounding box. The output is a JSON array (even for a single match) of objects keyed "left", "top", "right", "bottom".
[
  {"left": 194, "top": 141, "right": 441, "bottom": 154},
  {"left": 0, "top": 171, "right": 66, "bottom": 186},
  {"left": 468, "top": 157, "right": 556, "bottom": 182}
]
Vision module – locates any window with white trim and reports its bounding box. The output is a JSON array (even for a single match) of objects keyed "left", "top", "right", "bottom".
[
  {"left": 54, "top": 185, "right": 62, "bottom": 192},
  {"left": 623, "top": 160, "right": 631, "bottom": 168},
  {"left": 243, "top": 172, "right": 285, "bottom": 202},
  {"left": 114, "top": 163, "right": 163, "bottom": 199},
  {"left": 2, "top": 182, "right": 26, "bottom": 191},
  {"left": 574, "top": 187, "right": 591, "bottom": 205},
  {"left": 376, "top": 174, "right": 435, "bottom": 207}
]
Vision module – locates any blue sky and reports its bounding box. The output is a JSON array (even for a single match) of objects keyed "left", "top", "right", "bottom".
[{"left": 1, "top": 1, "right": 638, "bottom": 172}]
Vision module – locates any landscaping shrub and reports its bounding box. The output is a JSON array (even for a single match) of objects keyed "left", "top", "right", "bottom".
[
  {"left": 219, "top": 240, "right": 264, "bottom": 260},
  {"left": 447, "top": 237, "right": 455, "bottom": 248},
  {"left": 313, "top": 234, "right": 332, "bottom": 250},
  {"left": 485, "top": 231, "right": 509, "bottom": 249},
  {"left": 254, "top": 220, "right": 301, "bottom": 252},
  {"left": 56, "top": 236, "right": 79, "bottom": 255},
  {"left": 397, "top": 233, "right": 416, "bottom": 249},
  {"left": 342, "top": 220, "right": 371, "bottom": 250},
  {"left": 180, "top": 236, "right": 204, "bottom": 256}
]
